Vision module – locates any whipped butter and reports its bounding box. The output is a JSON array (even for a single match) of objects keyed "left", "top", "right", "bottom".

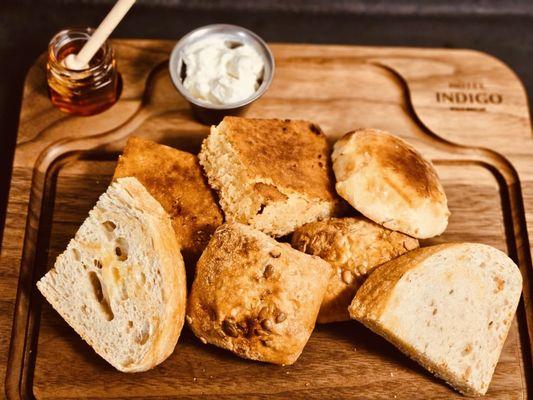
[{"left": 182, "top": 37, "right": 264, "bottom": 105}]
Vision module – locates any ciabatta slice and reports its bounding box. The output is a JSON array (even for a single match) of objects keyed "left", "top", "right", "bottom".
[
  {"left": 349, "top": 243, "right": 522, "bottom": 396},
  {"left": 37, "top": 177, "right": 187, "bottom": 372}
]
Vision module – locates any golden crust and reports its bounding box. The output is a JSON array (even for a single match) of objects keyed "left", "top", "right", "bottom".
[
  {"left": 349, "top": 244, "right": 445, "bottom": 321},
  {"left": 113, "top": 137, "right": 223, "bottom": 262},
  {"left": 221, "top": 117, "right": 337, "bottom": 203},
  {"left": 292, "top": 217, "right": 418, "bottom": 323},
  {"left": 115, "top": 177, "right": 187, "bottom": 371},
  {"left": 332, "top": 129, "right": 449, "bottom": 238},
  {"left": 336, "top": 130, "right": 442, "bottom": 202},
  {"left": 187, "top": 222, "right": 330, "bottom": 365}
]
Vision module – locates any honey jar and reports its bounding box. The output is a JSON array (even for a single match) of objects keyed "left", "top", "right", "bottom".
[{"left": 47, "top": 28, "right": 119, "bottom": 115}]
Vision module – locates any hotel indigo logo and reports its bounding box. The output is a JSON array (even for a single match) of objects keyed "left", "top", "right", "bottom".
[{"left": 435, "top": 81, "right": 502, "bottom": 112}]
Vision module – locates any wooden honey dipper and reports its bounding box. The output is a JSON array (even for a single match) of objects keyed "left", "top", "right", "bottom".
[{"left": 63, "top": 0, "right": 136, "bottom": 70}]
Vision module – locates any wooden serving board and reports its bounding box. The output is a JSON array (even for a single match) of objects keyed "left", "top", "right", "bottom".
[{"left": 2, "top": 40, "right": 533, "bottom": 399}]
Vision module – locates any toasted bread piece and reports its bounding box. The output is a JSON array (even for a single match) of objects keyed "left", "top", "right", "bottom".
[
  {"left": 198, "top": 117, "right": 338, "bottom": 237},
  {"left": 37, "top": 177, "right": 187, "bottom": 372},
  {"left": 292, "top": 217, "right": 418, "bottom": 323},
  {"left": 113, "top": 136, "right": 223, "bottom": 262},
  {"left": 187, "top": 222, "right": 331, "bottom": 365},
  {"left": 332, "top": 129, "right": 449, "bottom": 238},
  {"left": 349, "top": 243, "right": 522, "bottom": 396}
]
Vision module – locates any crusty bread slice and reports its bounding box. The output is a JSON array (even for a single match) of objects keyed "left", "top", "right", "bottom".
[
  {"left": 291, "top": 217, "right": 419, "bottom": 323},
  {"left": 198, "top": 117, "right": 338, "bottom": 237},
  {"left": 332, "top": 129, "right": 450, "bottom": 239},
  {"left": 113, "top": 136, "right": 223, "bottom": 263},
  {"left": 37, "top": 177, "right": 187, "bottom": 372},
  {"left": 349, "top": 243, "right": 522, "bottom": 396},
  {"left": 187, "top": 222, "right": 331, "bottom": 365}
]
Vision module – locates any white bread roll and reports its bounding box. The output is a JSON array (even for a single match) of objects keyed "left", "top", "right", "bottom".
[{"left": 332, "top": 129, "right": 449, "bottom": 238}]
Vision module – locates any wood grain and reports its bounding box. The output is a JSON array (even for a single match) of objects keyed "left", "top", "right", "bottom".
[{"left": 2, "top": 40, "right": 532, "bottom": 399}]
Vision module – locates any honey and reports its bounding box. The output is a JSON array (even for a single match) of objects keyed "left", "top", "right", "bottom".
[{"left": 47, "top": 28, "right": 119, "bottom": 115}]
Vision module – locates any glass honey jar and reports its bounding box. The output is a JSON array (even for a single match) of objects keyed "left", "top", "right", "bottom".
[{"left": 47, "top": 28, "right": 119, "bottom": 115}]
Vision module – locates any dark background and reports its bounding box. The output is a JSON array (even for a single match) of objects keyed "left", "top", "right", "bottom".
[{"left": 0, "top": 0, "right": 532, "bottom": 244}]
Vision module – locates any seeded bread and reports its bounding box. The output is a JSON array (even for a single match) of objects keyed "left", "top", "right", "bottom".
[
  {"left": 291, "top": 217, "right": 419, "bottom": 323},
  {"left": 198, "top": 117, "right": 338, "bottom": 237},
  {"left": 37, "top": 177, "right": 187, "bottom": 372},
  {"left": 332, "top": 129, "right": 450, "bottom": 238},
  {"left": 113, "top": 136, "right": 223, "bottom": 263},
  {"left": 187, "top": 222, "right": 331, "bottom": 365},
  {"left": 349, "top": 243, "right": 522, "bottom": 396}
]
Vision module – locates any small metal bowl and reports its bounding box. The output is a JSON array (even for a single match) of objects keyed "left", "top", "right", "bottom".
[{"left": 169, "top": 24, "right": 275, "bottom": 125}]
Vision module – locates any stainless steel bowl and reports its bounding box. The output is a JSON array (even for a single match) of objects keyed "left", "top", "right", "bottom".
[{"left": 169, "top": 24, "right": 275, "bottom": 125}]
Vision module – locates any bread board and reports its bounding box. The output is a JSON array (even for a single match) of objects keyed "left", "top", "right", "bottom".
[{"left": 2, "top": 40, "right": 533, "bottom": 399}]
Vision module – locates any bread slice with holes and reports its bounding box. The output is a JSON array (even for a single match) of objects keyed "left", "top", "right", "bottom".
[
  {"left": 37, "top": 177, "right": 187, "bottom": 372},
  {"left": 198, "top": 117, "right": 338, "bottom": 237},
  {"left": 349, "top": 243, "right": 522, "bottom": 396}
]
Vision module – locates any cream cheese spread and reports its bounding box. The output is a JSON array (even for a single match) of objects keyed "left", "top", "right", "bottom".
[{"left": 182, "top": 37, "right": 264, "bottom": 105}]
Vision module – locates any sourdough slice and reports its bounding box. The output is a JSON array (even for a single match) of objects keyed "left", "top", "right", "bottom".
[
  {"left": 113, "top": 136, "right": 223, "bottom": 263},
  {"left": 291, "top": 217, "right": 419, "bottom": 323},
  {"left": 198, "top": 117, "right": 338, "bottom": 237},
  {"left": 332, "top": 129, "right": 449, "bottom": 238},
  {"left": 349, "top": 243, "right": 522, "bottom": 396},
  {"left": 37, "top": 177, "right": 187, "bottom": 372},
  {"left": 187, "top": 222, "right": 331, "bottom": 365}
]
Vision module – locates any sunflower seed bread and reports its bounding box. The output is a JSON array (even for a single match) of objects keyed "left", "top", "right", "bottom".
[
  {"left": 332, "top": 129, "right": 450, "bottom": 239},
  {"left": 198, "top": 117, "right": 338, "bottom": 237},
  {"left": 349, "top": 243, "right": 522, "bottom": 396},
  {"left": 187, "top": 222, "right": 331, "bottom": 365},
  {"left": 291, "top": 216, "right": 419, "bottom": 323},
  {"left": 37, "top": 177, "right": 187, "bottom": 372},
  {"left": 113, "top": 136, "right": 223, "bottom": 263}
]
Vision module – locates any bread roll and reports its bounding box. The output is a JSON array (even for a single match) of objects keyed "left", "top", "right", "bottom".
[
  {"left": 292, "top": 217, "right": 418, "bottom": 323},
  {"left": 37, "top": 177, "right": 187, "bottom": 372},
  {"left": 113, "top": 136, "right": 223, "bottom": 263},
  {"left": 199, "top": 117, "right": 338, "bottom": 237},
  {"left": 187, "top": 222, "right": 330, "bottom": 365},
  {"left": 332, "top": 129, "right": 449, "bottom": 238},
  {"left": 349, "top": 243, "right": 522, "bottom": 396}
]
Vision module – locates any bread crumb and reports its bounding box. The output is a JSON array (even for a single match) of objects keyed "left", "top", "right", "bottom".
[
  {"left": 305, "top": 383, "right": 310, "bottom": 387},
  {"left": 286, "top": 371, "right": 290, "bottom": 375},
  {"left": 390, "top": 372, "right": 394, "bottom": 377},
  {"left": 353, "top": 347, "right": 357, "bottom": 352},
  {"left": 193, "top": 377, "right": 197, "bottom": 382}
]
